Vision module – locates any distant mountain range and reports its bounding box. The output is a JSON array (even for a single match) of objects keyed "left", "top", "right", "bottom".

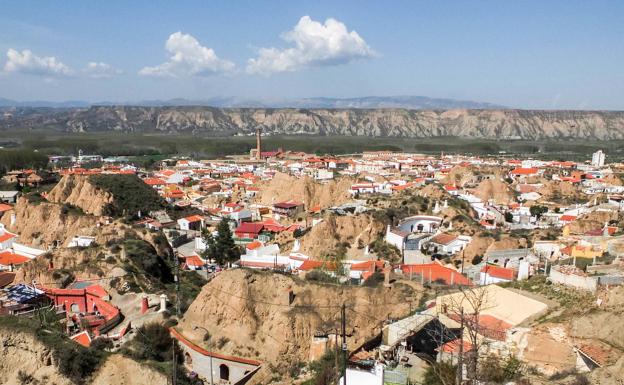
[
  {"left": 2, "top": 105, "right": 624, "bottom": 140},
  {"left": 0, "top": 95, "right": 506, "bottom": 109}
]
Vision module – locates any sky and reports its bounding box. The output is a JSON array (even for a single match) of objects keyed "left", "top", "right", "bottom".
[{"left": 0, "top": 0, "right": 623, "bottom": 109}]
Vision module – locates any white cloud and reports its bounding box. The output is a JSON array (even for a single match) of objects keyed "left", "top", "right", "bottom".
[
  {"left": 247, "top": 16, "right": 376, "bottom": 75},
  {"left": 3, "top": 48, "right": 73, "bottom": 77},
  {"left": 83, "top": 62, "right": 122, "bottom": 78},
  {"left": 139, "top": 32, "right": 235, "bottom": 77}
]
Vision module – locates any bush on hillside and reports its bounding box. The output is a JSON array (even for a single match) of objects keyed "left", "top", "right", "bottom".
[{"left": 88, "top": 174, "right": 165, "bottom": 217}]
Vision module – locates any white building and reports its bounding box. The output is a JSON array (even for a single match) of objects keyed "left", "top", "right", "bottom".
[
  {"left": 67, "top": 235, "right": 96, "bottom": 248},
  {"left": 591, "top": 150, "right": 605, "bottom": 167}
]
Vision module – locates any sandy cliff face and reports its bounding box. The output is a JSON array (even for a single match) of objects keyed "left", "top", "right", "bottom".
[
  {"left": 179, "top": 269, "right": 420, "bottom": 373},
  {"left": 0, "top": 197, "right": 99, "bottom": 248},
  {"left": 254, "top": 172, "right": 354, "bottom": 209},
  {"left": 4, "top": 106, "right": 624, "bottom": 139},
  {"left": 90, "top": 354, "right": 167, "bottom": 385},
  {"left": 0, "top": 328, "right": 71, "bottom": 385},
  {"left": 0, "top": 327, "right": 167, "bottom": 385},
  {"left": 47, "top": 175, "right": 113, "bottom": 216},
  {"left": 297, "top": 214, "right": 385, "bottom": 258}
]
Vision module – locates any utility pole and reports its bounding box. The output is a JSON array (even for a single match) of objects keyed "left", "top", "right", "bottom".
[
  {"left": 172, "top": 339, "right": 177, "bottom": 385},
  {"left": 341, "top": 303, "right": 347, "bottom": 385},
  {"left": 456, "top": 307, "right": 464, "bottom": 385},
  {"left": 174, "top": 252, "right": 180, "bottom": 317}
]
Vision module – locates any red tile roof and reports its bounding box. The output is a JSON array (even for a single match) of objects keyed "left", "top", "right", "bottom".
[
  {"left": 143, "top": 177, "right": 166, "bottom": 186},
  {"left": 400, "top": 263, "right": 472, "bottom": 286},
  {"left": 235, "top": 222, "right": 265, "bottom": 235}
]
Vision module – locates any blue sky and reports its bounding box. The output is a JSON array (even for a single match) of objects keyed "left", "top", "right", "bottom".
[{"left": 1, "top": 0, "right": 623, "bottom": 109}]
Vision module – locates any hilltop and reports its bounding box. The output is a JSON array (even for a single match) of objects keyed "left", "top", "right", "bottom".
[{"left": 1, "top": 106, "right": 624, "bottom": 139}]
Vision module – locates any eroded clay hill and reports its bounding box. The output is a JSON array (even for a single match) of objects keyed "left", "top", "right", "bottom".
[
  {"left": 0, "top": 327, "right": 166, "bottom": 385},
  {"left": 179, "top": 269, "right": 422, "bottom": 381},
  {"left": 297, "top": 214, "right": 385, "bottom": 259},
  {"left": 254, "top": 172, "right": 354, "bottom": 209},
  {"left": 47, "top": 175, "right": 114, "bottom": 216},
  {"left": 0, "top": 197, "right": 99, "bottom": 248}
]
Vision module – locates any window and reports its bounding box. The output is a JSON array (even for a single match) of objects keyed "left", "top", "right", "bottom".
[{"left": 219, "top": 364, "right": 229, "bottom": 381}]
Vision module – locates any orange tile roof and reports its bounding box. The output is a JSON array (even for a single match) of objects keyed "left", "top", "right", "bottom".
[
  {"left": 429, "top": 233, "right": 458, "bottom": 246},
  {"left": 246, "top": 240, "right": 264, "bottom": 250},
  {"left": 70, "top": 331, "right": 92, "bottom": 347},
  {"left": 481, "top": 264, "right": 517, "bottom": 281},
  {"left": 0, "top": 231, "right": 17, "bottom": 243},
  {"left": 511, "top": 167, "right": 539, "bottom": 176},
  {"left": 183, "top": 215, "right": 204, "bottom": 222},
  {"left": 0, "top": 204, "right": 13, "bottom": 213},
  {"left": 0, "top": 251, "right": 28, "bottom": 266},
  {"left": 350, "top": 260, "right": 385, "bottom": 271},
  {"left": 400, "top": 263, "right": 472, "bottom": 286}
]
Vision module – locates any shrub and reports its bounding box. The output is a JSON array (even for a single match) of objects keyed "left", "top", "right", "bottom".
[{"left": 125, "top": 323, "right": 183, "bottom": 363}]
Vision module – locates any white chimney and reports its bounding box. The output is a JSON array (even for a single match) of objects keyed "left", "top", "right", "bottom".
[{"left": 159, "top": 294, "right": 168, "bottom": 312}]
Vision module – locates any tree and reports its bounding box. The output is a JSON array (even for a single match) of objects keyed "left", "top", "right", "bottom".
[
  {"left": 200, "top": 228, "right": 217, "bottom": 263},
  {"left": 504, "top": 211, "right": 514, "bottom": 223},
  {"left": 529, "top": 205, "right": 548, "bottom": 219},
  {"left": 212, "top": 219, "right": 241, "bottom": 266}
]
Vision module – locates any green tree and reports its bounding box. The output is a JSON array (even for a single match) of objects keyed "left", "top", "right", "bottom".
[
  {"left": 200, "top": 228, "right": 217, "bottom": 263},
  {"left": 504, "top": 211, "right": 514, "bottom": 223},
  {"left": 529, "top": 205, "right": 548, "bottom": 219},
  {"left": 211, "top": 219, "right": 241, "bottom": 266}
]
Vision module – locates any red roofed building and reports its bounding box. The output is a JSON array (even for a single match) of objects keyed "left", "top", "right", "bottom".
[
  {"left": 177, "top": 215, "right": 204, "bottom": 231},
  {"left": 235, "top": 223, "right": 265, "bottom": 239},
  {"left": 70, "top": 331, "right": 92, "bottom": 347},
  {"left": 559, "top": 215, "right": 577, "bottom": 224},
  {"left": 480, "top": 264, "right": 517, "bottom": 285},
  {"left": 400, "top": 263, "right": 472, "bottom": 286},
  {"left": 42, "top": 285, "right": 121, "bottom": 335},
  {"left": 0, "top": 227, "right": 18, "bottom": 250},
  {"left": 0, "top": 250, "right": 31, "bottom": 270},
  {"left": 0, "top": 203, "right": 12, "bottom": 213},
  {"left": 143, "top": 177, "right": 166, "bottom": 188},
  {"left": 510, "top": 167, "right": 540, "bottom": 178}
]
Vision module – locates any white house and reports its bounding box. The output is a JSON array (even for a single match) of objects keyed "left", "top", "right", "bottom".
[
  {"left": 427, "top": 233, "right": 471, "bottom": 256},
  {"left": 395, "top": 215, "right": 442, "bottom": 234},
  {"left": 0, "top": 224, "right": 17, "bottom": 251},
  {"left": 177, "top": 215, "right": 204, "bottom": 231},
  {"left": 67, "top": 236, "right": 96, "bottom": 248}
]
